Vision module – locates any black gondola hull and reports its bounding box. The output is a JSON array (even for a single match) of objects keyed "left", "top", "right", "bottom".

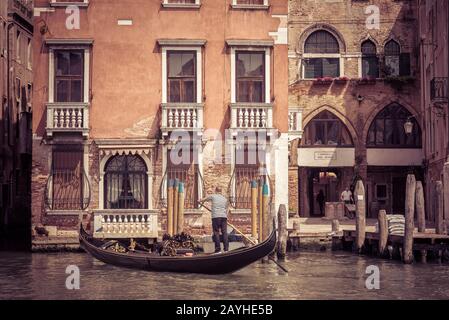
[{"left": 80, "top": 226, "right": 276, "bottom": 274}]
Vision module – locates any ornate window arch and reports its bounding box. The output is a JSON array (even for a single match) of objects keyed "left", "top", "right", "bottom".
[
  {"left": 383, "top": 39, "right": 411, "bottom": 77},
  {"left": 104, "top": 155, "right": 148, "bottom": 209},
  {"left": 301, "top": 111, "right": 354, "bottom": 147},
  {"left": 302, "top": 30, "right": 341, "bottom": 79},
  {"left": 367, "top": 103, "right": 421, "bottom": 148}
]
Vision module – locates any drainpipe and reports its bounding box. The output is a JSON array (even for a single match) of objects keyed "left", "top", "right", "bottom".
[
  {"left": 447, "top": 1, "right": 449, "bottom": 160},
  {"left": 6, "top": 20, "right": 13, "bottom": 148}
]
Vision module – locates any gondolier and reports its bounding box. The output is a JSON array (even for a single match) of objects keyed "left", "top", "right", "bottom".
[{"left": 200, "top": 187, "right": 229, "bottom": 254}]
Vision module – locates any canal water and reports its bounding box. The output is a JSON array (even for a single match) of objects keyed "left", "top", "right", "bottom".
[{"left": 1, "top": 251, "right": 449, "bottom": 300}]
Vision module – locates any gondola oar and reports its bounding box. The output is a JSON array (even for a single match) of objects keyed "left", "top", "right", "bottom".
[{"left": 198, "top": 202, "right": 288, "bottom": 273}]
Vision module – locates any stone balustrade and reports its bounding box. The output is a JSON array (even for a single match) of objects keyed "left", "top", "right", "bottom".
[
  {"left": 46, "top": 102, "right": 89, "bottom": 137},
  {"left": 161, "top": 103, "right": 204, "bottom": 136},
  {"left": 230, "top": 103, "right": 273, "bottom": 129},
  {"left": 93, "top": 210, "right": 159, "bottom": 239}
]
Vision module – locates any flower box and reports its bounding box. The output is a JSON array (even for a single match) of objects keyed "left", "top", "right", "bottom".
[
  {"left": 313, "top": 77, "right": 334, "bottom": 85},
  {"left": 334, "top": 77, "right": 349, "bottom": 84},
  {"left": 356, "top": 77, "right": 377, "bottom": 85}
]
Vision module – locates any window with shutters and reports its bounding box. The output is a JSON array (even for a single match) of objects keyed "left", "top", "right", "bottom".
[{"left": 302, "top": 30, "right": 341, "bottom": 79}]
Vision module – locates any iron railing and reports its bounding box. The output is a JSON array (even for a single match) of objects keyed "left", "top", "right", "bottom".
[
  {"left": 44, "top": 169, "right": 91, "bottom": 211},
  {"left": 228, "top": 165, "right": 273, "bottom": 209},
  {"left": 160, "top": 165, "right": 204, "bottom": 209}
]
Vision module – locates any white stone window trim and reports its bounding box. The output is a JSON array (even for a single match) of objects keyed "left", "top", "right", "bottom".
[
  {"left": 161, "top": 46, "right": 203, "bottom": 104},
  {"left": 162, "top": 0, "right": 201, "bottom": 9},
  {"left": 231, "top": 0, "right": 269, "bottom": 10},
  {"left": 99, "top": 152, "right": 154, "bottom": 210},
  {"left": 300, "top": 53, "right": 344, "bottom": 80},
  {"left": 50, "top": 0, "right": 89, "bottom": 7},
  {"left": 230, "top": 46, "right": 271, "bottom": 104},
  {"left": 48, "top": 46, "right": 91, "bottom": 104}
]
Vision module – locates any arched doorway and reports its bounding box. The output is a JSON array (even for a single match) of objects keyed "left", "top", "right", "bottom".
[{"left": 298, "top": 110, "right": 355, "bottom": 217}]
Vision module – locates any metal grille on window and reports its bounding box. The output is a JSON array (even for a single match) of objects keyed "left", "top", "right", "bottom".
[{"left": 45, "top": 146, "right": 90, "bottom": 210}]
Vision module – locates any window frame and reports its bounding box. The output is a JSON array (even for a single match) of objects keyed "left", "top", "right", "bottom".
[
  {"left": 104, "top": 155, "right": 149, "bottom": 210},
  {"left": 49, "top": 0, "right": 89, "bottom": 7},
  {"left": 301, "top": 111, "right": 354, "bottom": 147},
  {"left": 54, "top": 49, "right": 85, "bottom": 103},
  {"left": 231, "top": 0, "right": 269, "bottom": 9},
  {"left": 361, "top": 40, "right": 379, "bottom": 78},
  {"left": 301, "top": 30, "right": 343, "bottom": 79},
  {"left": 235, "top": 50, "right": 266, "bottom": 103},
  {"left": 167, "top": 50, "right": 197, "bottom": 103},
  {"left": 162, "top": 0, "right": 201, "bottom": 8},
  {"left": 230, "top": 46, "right": 271, "bottom": 104},
  {"left": 162, "top": 46, "right": 202, "bottom": 104},
  {"left": 366, "top": 104, "right": 422, "bottom": 148},
  {"left": 47, "top": 42, "right": 91, "bottom": 105}
]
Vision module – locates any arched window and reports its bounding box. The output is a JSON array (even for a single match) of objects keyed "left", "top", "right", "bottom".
[
  {"left": 302, "top": 111, "right": 353, "bottom": 146},
  {"left": 367, "top": 104, "right": 421, "bottom": 147},
  {"left": 361, "top": 40, "right": 379, "bottom": 78},
  {"left": 384, "top": 40, "right": 401, "bottom": 76},
  {"left": 104, "top": 155, "right": 148, "bottom": 209},
  {"left": 303, "top": 30, "right": 340, "bottom": 79}
]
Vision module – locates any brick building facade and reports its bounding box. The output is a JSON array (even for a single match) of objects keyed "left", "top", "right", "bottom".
[
  {"left": 417, "top": 0, "right": 449, "bottom": 224},
  {"left": 288, "top": 0, "right": 424, "bottom": 219},
  {"left": 0, "top": 0, "right": 33, "bottom": 246},
  {"left": 31, "top": 0, "right": 288, "bottom": 248}
]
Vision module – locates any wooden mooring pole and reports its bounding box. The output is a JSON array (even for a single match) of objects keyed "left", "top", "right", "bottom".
[
  {"left": 258, "top": 179, "right": 263, "bottom": 243},
  {"left": 435, "top": 181, "right": 444, "bottom": 235},
  {"left": 378, "top": 209, "right": 388, "bottom": 257},
  {"left": 167, "top": 179, "right": 174, "bottom": 236},
  {"left": 173, "top": 179, "right": 179, "bottom": 235},
  {"left": 251, "top": 180, "right": 258, "bottom": 239},
  {"left": 262, "top": 183, "right": 269, "bottom": 241},
  {"left": 354, "top": 180, "right": 366, "bottom": 253},
  {"left": 177, "top": 182, "right": 185, "bottom": 234},
  {"left": 277, "top": 204, "right": 288, "bottom": 260},
  {"left": 415, "top": 181, "right": 426, "bottom": 233},
  {"left": 404, "top": 174, "right": 416, "bottom": 264}
]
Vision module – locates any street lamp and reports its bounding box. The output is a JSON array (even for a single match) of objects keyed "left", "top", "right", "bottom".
[{"left": 404, "top": 117, "right": 414, "bottom": 135}]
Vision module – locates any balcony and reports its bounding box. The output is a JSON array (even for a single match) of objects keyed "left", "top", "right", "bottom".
[
  {"left": 161, "top": 103, "right": 204, "bottom": 137},
  {"left": 46, "top": 103, "right": 89, "bottom": 138},
  {"left": 8, "top": 0, "right": 33, "bottom": 23},
  {"left": 93, "top": 210, "right": 159, "bottom": 239},
  {"left": 230, "top": 103, "right": 273, "bottom": 133},
  {"left": 288, "top": 107, "right": 303, "bottom": 140},
  {"left": 431, "top": 77, "right": 448, "bottom": 103}
]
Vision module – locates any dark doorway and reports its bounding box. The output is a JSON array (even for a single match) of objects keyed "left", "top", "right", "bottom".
[
  {"left": 392, "top": 177, "right": 406, "bottom": 215},
  {"left": 308, "top": 169, "right": 340, "bottom": 217}
]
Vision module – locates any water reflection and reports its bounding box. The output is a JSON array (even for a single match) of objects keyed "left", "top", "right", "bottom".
[{"left": 0, "top": 251, "right": 448, "bottom": 300}]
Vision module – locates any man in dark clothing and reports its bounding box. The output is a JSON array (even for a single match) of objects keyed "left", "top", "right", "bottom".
[
  {"left": 316, "top": 189, "right": 325, "bottom": 216},
  {"left": 200, "top": 187, "right": 229, "bottom": 253}
]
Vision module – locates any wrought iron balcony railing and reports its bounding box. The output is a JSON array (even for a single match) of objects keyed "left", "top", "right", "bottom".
[
  {"left": 430, "top": 77, "right": 448, "bottom": 102},
  {"left": 161, "top": 103, "right": 204, "bottom": 137},
  {"left": 46, "top": 102, "right": 90, "bottom": 138},
  {"left": 230, "top": 103, "right": 274, "bottom": 130}
]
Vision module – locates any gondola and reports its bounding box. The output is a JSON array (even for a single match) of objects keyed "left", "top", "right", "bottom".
[{"left": 79, "top": 224, "right": 276, "bottom": 274}]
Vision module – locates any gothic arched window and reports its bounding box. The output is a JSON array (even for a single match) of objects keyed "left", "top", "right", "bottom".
[
  {"left": 361, "top": 40, "right": 379, "bottom": 78},
  {"left": 302, "top": 111, "right": 353, "bottom": 146},
  {"left": 367, "top": 104, "right": 421, "bottom": 147}
]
